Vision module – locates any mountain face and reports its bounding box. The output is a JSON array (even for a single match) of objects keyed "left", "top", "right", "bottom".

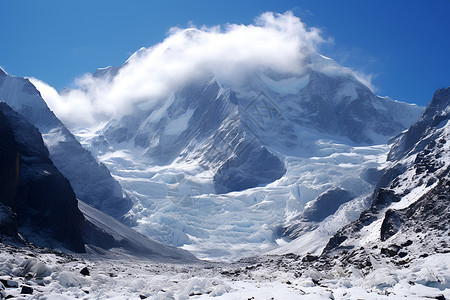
[
  {"left": 0, "top": 69, "right": 131, "bottom": 219},
  {"left": 322, "top": 87, "right": 450, "bottom": 268},
  {"left": 71, "top": 49, "right": 423, "bottom": 260},
  {"left": 244, "top": 62, "right": 421, "bottom": 147},
  {"left": 0, "top": 102, "right": 85, "bottom": 252},
  {"left": 96, "top": 78, "right": 287, "bottom": 194},
  {"left": 89, "top": 53, "right": 423, "bottom": 195}
]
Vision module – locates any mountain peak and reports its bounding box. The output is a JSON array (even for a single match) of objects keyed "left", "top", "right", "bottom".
[
  {"left": 425, "top": 87, "right": 450, "bottom": 118},
  {"left": 388, "top": 86, "right": 450, "bottom": 161}
]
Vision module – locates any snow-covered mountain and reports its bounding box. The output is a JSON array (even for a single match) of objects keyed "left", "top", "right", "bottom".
[
  {"left": 1, "top": 48, "right": 449, "bottom": 300},
  {"left": 72, "top": 48, "right": 423, "bottom": 260},
  {"left": 320, "top": 87, "right": 450, "bottom": 270},
  {"left": 91, "top": 53, "right": 421, "bottom": 171},
  {"left": 0, "top": 69, "right": 131, "bottom": 219}
]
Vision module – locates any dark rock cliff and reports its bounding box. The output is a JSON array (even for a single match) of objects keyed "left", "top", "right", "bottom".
[{"left": 0, "top": 102, "right": 85, "bottom": 252}]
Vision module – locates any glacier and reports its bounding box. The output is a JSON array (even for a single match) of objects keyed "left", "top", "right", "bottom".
[{"left": 62, "top": 50, "right": 423, "bottom": 261}]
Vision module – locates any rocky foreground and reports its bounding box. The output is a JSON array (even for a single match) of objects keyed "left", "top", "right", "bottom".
[{"left": 1, "top": 242, "right": 449, "bottom": 300}]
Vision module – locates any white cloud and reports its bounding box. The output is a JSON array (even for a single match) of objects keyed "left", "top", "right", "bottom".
[
  {"left": 353, "top": 71, "right": 376, "bottom": 92},
  {"left": 29, "top": 77, "right": 98, "bottom": 128},
  {"left": 32, "top": 11, "right": 372, "bottom": 130},
  {"left": 32, "top": 12, "right": 326, "bottom": 129}
]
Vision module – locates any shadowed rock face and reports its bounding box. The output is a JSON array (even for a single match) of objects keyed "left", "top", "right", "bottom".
[
  {"left": 0, "top": 109, "right": 19, "bottom": 209},
  {"left": 0, "top": 103, "right": 85, "bottom": 252},
  {"left": 283, "top": 188, "right": 353, "bottom": 239},
  {"left": 0, "top": 107, "right": 20, "bottom": 239},
  {"left": 214, "top": 141, "right": 286, "bottom": 194},
  {"left": 301, "top": 188, "right": 353, "bottom": 223},
  {"left": 292, "top": 70, "right": 421, "bottom": 145}
]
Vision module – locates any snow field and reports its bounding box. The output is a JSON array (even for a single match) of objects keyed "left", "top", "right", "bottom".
[{"left": 88, "top": 138, "right": 390, "bottom": 261}]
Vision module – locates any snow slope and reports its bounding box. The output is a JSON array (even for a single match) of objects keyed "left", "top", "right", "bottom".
[{"left": 79, "top": 201, "right": 197, "bottom": 262}]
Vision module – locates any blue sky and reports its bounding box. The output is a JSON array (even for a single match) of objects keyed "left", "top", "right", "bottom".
[{"left": 1, "top": 0, "right": 449, "bottom": 106}]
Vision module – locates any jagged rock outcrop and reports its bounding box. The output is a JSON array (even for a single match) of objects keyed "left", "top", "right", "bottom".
[
  {"left": 388, "top": 88, "right": 450, "bottom": 161},
  {"left": 322, "top": 87, "right": 450, "bottom": 267}
]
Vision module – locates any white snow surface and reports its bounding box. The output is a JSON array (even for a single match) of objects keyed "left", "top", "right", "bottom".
[
  {"left": 164, "top": 109, "right": 194, "bottom": 136},
  {"left": 260, "top": 73, "right": 310, "bottom": 95},
  {"left": 0, "top": 74, "right": 48, "bottom": 113}
]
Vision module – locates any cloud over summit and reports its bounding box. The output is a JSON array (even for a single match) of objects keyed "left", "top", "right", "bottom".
[{"left": 34, "top": 12, "right": 327, "bottom": 129}]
